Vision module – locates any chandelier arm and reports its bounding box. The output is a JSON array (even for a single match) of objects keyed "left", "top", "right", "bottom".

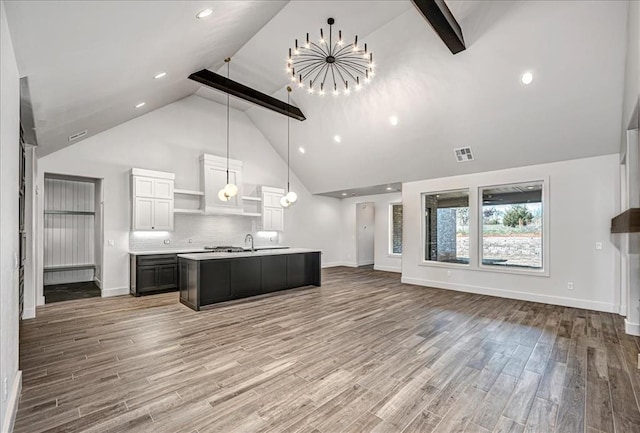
[
  {"left": 335, "top": 63, "right": 359, "bottom": 83},
  {"left": 320, "top": 65, "right": 330, "bottom": 87},
  {"left": 298, "top": 62, "right": 328, "bottom": 77},
  {"left": 330, "top": 64, "right": 338, "bottom": 89},
  {"left": 309, "top": 42, "right": 329, "bottom": 55},
  {"left": 333, "top": 44, "right": 356, "bottom": 57},
  {"left": 338, "top": 64, "right": 368, "bottom": 80},
  {"left": 328, "top": 20, "right": 332, "bottom": 56},
  {"left": 334, "top": 53, "right": 369, "bottom": 61},
  {"left": 293, "top": 54, "right": 326, "bottom": 61},
  {"left": 301, "top": 43, "right": 327, "bottom": 57},
  {"left": 310, "top": 63, "right": 328, "bottom": 88},
  {"left": 334, "top": 65, "right": 349, "bottom": 87},
  {"left": 293, "top": 58, "right": 328, "bottom": 66},
  {"left": 300, "top": 62, "right": 327, "bottom": 82},
  {"left": 338, "top": 59, "right": 370, "bottom": 70}
]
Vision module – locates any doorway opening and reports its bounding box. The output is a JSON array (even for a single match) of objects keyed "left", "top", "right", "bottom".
[
  {"left": 356, "top": 202, "right": 375, "bottom": 267},
  {"left": 43, "top": 174, "right": 103, "bottom": 303}
]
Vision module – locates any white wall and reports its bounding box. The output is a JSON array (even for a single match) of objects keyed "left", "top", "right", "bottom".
[
  {"left": 36, "top": 95, "right": 342, "bottom": 298},
  {"left": 0, "top": 0, "right": 22, "bottom": 430},
  {"left": 340, "top": 192, "right": 402, "bottom": 272},
  {"left": 622, "top": 0, "right": 639, "bottom": 135},
  {"left": 402, "top": 154, "right": 620, "bottom": 313}
]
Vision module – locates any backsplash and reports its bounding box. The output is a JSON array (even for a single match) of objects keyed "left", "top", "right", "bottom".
[{"left": 129, "top": 214, "right": 280, "bottom": 251}]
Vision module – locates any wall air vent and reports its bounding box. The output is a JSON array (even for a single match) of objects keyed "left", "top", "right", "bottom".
[
  {"left": 454, "top": 146, "right": 474, "bottom": 162},
  {"left": 68, "top": 130, "right": 87, "bottom": 141}
]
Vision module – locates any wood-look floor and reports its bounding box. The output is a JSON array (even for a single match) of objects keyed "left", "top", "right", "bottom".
[{"left": 16, "top": 267, "right": 640, "bottom": 433}]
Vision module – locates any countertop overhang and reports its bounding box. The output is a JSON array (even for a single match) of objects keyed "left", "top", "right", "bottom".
[
  {"left": 130, "top": 246, "right": 290, "bottom": 256},
  {"left": 177, "top": 248, "right": 321, "bottom": 261}
]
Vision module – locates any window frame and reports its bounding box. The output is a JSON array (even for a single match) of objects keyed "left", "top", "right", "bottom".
[
  {"left": 477, "top": 179, "right": 550, "bottom": 277},
  {"left": 388, "top": 202, "right": 403, "bottom": 257},
  {"left": 420, "top": 188, "right": 471, "bottom": 268}
]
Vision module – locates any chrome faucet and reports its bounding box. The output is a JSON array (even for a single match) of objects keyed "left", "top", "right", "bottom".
[{"left": 244, "top": 234, "right": 254, "bottom": 252}]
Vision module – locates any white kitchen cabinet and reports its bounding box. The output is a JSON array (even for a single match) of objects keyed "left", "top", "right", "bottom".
[
  {"left": 201, "top": 154, "right": 243, "bottom": 214},
  {"left": 131, "top": 168, "right": 175, "bottom": 231},
  {"left": 261, "top": 186, "right": 285, "bottom": 231}
]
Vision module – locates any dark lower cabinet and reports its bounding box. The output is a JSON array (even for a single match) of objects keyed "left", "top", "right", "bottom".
[
  {"left": 230, "top": 257, "right": 262, "bottom": 298},
  {"left": 131, "top": 254, "right": 179, "bottom": 296},
  {"left": 200, "top": 260, "right": 231, "bottom": 304},
  {"left": 261, "top": 255, "right": 287, "bottom": 293},
  {"left": 179, "top": 252, "right": 321, "bottom": 311}
]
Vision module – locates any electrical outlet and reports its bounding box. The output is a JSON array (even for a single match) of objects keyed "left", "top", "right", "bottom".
[
  {"left": 567, "top": 282, "right": 574, "bottom": 290},
  {"left": 164, "top": 239, "right": 170, "bottom": 245},
  {"left": 447, "top": 270, "right": 452, "bottom": 278},
  {"left": 3, "top": 377, "right": 7, "bottom": 401},
  {"left": 188, "top": 239, "right": 192, "bottom": 244},
  {"left": 595, "top": 242, "right": 603, "bottom": 250}
]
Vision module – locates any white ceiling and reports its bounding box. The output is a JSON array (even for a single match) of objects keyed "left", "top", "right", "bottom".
[
  {"left": 4, "top": 0, "right": 630, "bottom": 195},
  {"left": 4, "top": 0, "right": 287, "bottom": 156}
]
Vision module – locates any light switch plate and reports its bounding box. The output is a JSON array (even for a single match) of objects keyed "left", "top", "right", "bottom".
[
  {"left": 107, "top": 240, "right": 115, "bottom": 247},
  {"left": 595, "top": 242, "right": 603, "bottom": 250}
]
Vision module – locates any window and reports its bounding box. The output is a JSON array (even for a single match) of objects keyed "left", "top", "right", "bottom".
[
  {"left": 481, "top": 182, "right": 543, "bottom": 269},
  {"left": 423, "top": 190, "right": 469, "bottom": 264},
  {"left": 389, "top": 203, "right": 403, "bottom": 255}
]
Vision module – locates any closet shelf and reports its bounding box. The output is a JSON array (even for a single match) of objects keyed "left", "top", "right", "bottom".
[
  {"left": 174, "top": 189, "right": 204, "bottom": 196},
  {"left": 44, "top": 210, "right": 95, "bottom": 216},
  {"left": 44, "top": 264, "right": 96, "bottom": 273}
]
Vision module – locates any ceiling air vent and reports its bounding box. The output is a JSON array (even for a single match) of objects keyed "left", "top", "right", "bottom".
[
  {"left": 454, "top": 146, "right": 474, "bottom": 162},
  {"left": 68, "top": 130, "right": 87, "bottom": 142}
]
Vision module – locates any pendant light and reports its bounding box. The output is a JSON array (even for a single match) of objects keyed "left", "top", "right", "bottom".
[
  {"left": 218, "top": 57, "right": 239, "bottom": 202},
  {"left": 281, "top": 86, "right": 298, "bottom": 208}
]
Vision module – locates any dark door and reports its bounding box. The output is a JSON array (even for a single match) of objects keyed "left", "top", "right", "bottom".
[
  {"left": 261, "top": 255, "right": 287, "bottom": 293},
  {"left": 287, "top": 254, "right": 309, "bottom": 288},
  {"left": 157, "top": 264, "right": 178, "bottom": 290},
  {"left": 200, "top": 260, "right": 231, "bottom": 305},
  {"left": 137, "top": 266, "right": 158, "bottom": 292},
  {"left": 230, "top": 257, "right": 261, "bottom": 298}
]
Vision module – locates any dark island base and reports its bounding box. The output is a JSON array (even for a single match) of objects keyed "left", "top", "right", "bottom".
[{"left": 179, "top": 252, "right": 321, "bottom": 311}]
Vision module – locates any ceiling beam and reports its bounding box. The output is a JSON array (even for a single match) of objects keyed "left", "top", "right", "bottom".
[
  {"left": 189, "top": 69, "right": 306, "bottom": 121},
  {"left": 411, "top": 0, "right": 465, "bottom": 54}
]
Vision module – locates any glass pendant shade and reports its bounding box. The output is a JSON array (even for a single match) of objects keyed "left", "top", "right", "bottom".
[
  {"left": 218, "top": 189, "right": 231, "bottom": 201},
  {"left": 286, "top": 191, "right": 298, "bottom": 203},
  {"left": 280, "top": 196, "right": 290, "bottom": 208},
  {"left": 223, "top": 183, "right": 238, "bottom": 197}
]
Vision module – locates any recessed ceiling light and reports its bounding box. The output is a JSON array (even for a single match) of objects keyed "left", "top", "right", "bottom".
[
  {"left": 299, "top": 147, "right": 305, "bottom": 154},
  {"left": 135, "top": 102, "right": 146, "bottom": 108},
  {"left": 389, "top": 116, "right": 399, "bottom": 126},
  {"left": 386, "top": 187, "right": 393, "bottom": 191},
  {"left": 333, "top": 135, "right": 341, "bottom": 143},
  {"left": 154, "top": 72, "right": 167, "bottom": 79},
  {"left": 521, "top": 71, "right": 533, "bottom": 85},
  {"left": 527, "top": 186, "right": 534, "bottom": 190},
  {"left": 196, "top": 8, "right": 213, "bottom": 19},
  {"left": 342, "top": 192, "right": 347, "bottom": 196}
]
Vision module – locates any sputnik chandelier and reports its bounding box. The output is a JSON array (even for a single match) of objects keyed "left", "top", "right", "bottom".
[{"left": 287, "top": 17, "right": 375, "bottom": 96}]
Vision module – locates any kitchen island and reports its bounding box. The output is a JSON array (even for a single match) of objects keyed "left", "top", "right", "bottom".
[{"left": 177, "top": 248, "right": 321, "bottom": 311}]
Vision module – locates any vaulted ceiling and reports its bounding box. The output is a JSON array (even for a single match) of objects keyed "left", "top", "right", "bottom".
[{"left": 4, "top": 1, "right": 630, "bottom": 194}]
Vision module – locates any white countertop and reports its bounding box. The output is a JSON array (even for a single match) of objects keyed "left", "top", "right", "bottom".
[
  {"left": 177, "top": 248, "right": 321, "bottom": 261},
  {"left": 130, "top": 246, "right": 290, "bottom": 256}
]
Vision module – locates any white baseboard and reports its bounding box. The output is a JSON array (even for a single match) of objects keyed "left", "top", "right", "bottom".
[
  {"left": 94, "top": 276, "right": 103, "bottom": 289},
  {"left": 22, "top": 307, "right": 35, "bottom": 320},
  {"left": 401, "top": 276, "right": 617, "bottom": 313},
  {"left": 2, "top": 370, "right": 22, "bottom": 433},
  {"left": 373, "top": 265, "right": 402, "bottom": 273},
  {"left": 102, "top": 287, "right": 129, "bottom": 297},
  {"left": 625, "top": 319, "right": 640, "bottom": 336},
  {"left": 37, "top": 295, "right": 45, "bottom": 306},
  {"left": 321, "top": 262, "right": 359, "bottom": 268},
  {"left": 357, "top": 260, "right": 374, "bottom": 266},
  {"left": 321, "top": 261, "right": 344, "bottom": 268}
]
